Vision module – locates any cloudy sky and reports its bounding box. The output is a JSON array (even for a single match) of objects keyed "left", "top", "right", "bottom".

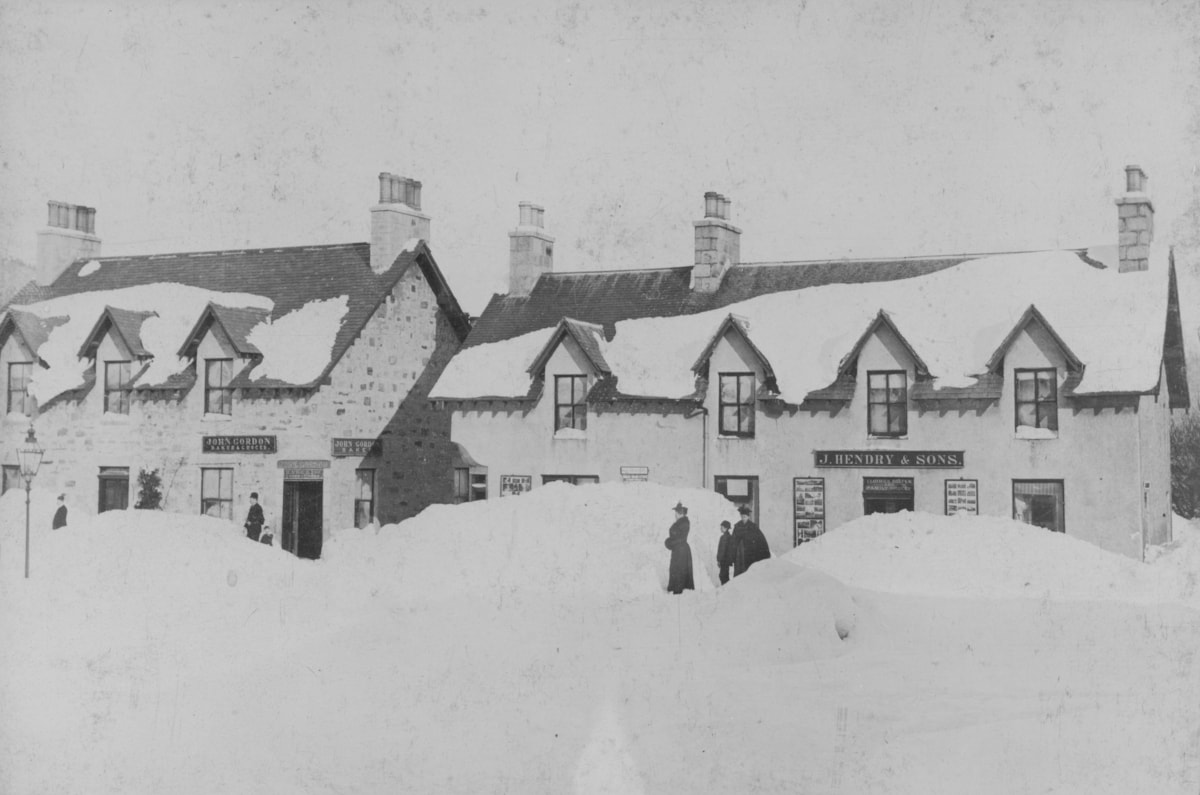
[{"left": 1, "top": 0, "right": 1198, "bottom": 320}]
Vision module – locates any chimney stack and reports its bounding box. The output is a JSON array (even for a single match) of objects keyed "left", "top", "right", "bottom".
[
  {"left": 36, "top": 201, "right": 101, "bottom": 285},
  {"left": 692, "top": 191, "right": 740, "bottom": 293},
  {"left": 508, "top": 201, "right": 554, "bottom": 296},
  {"left": 371, "top": 172, "right": 431, "bottom": 274},
  {"left": 1116, "top": 165, "right": 1153, "bottom": 273}
]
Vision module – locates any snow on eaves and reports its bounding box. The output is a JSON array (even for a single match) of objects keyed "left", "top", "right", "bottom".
[
  {"left": 245, "top": 296, "right": 349, "bottom": 385},
  {"left": 11, "top": 285, "right": 273, "bottom": 403},
  {"left": 430, "top": 248, "right": 1171, "bottom": 402}
]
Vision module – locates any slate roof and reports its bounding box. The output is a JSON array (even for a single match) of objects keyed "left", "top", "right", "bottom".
[
  {"left": 78, "top": 307, "right": 157, "bottom": 359},
  {"left": 0, "top": 309, "right": 68, "bottom": 363},
  {"left": 527, "top": 318, "right": 611, "bottom": 377},
  {"left": 465, "top": 256, "right": 978, "bottom": 348},
  {"left": 6, "top": 242, "right": 471, "bottom": 394}
]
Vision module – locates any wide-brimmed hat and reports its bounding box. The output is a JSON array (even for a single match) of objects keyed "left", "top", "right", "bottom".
[
  {"left": 737, "top": 504, "right": 752, "bottom": 515},
  {"left": 673, "top": 501, "right": 687, "bottom": 513}
]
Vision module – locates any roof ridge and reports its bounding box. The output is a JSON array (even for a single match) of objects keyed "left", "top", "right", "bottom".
[{"left": 90, "top": 241, "right": 368, "bottom": 262}]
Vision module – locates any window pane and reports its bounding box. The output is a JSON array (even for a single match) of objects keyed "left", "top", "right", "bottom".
[
  {"left": 739, "top": 409, "right": 754, "bottom": 434},
  {"left": 739, "top": 375, "right": 754, "bottom": 397},
  {"left": 219, "top": 470, "right": 232, "bottom": 499},
  {"left": 890, "top": 408, "right": 906, "bottom": 434},
  {"left": 202, "top": 468, "right": 218, "bottom": 494},
  {"left": 868, "top": 373, "right": 886, "bottom": 390},
  {"left": 1016, "top": 373, "right": 1035, "bottom": 402},
  {"left": 1016, "top": 403, "right": 1037, "bottom": 428},
  {"left": 869, "top": 405, "right": 888, "bottom": 433},
  {"left": 557, "top": 377, "right": 572, "bottom": 402},
  {"left": 1037, "top": 371, "right": 1055, "bottom": 399},
  {"left": 722, "top": 406, "right": 738, "bottom": 432},
  {"left": 1042, "top": 404, "right": 1058, "bottom": 432},
  {"left": 1013, "top": 481, "right": 1064, "bottom": 533},
  {"left": 720, "top": 376, "right": 737, "bottom": 402},
  {"left": 356, "top": 470, "right": 374, "bottom": 500}
]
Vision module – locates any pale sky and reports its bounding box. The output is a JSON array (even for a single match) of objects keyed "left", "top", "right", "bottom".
[{"left": 1, "top": 0, "right": 1198, "bottom": 324}]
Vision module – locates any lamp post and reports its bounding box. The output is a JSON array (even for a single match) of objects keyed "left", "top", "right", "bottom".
[{"left": 16, "top": 426, "right": 44, "bottom": 579}]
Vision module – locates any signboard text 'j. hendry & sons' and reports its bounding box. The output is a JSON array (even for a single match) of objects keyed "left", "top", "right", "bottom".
[{"left": 814, "top": 450, "right": 964, "bottom": 468}]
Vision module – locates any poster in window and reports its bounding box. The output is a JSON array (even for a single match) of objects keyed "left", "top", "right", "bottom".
[
  {"left": 944, "top": 479, "right": 978, "bottom": 516},
  {"left": 793, "top": 477, "right": 826, "bottom": 546},
  {"left": 500, "top": 475, "right": 531, "bottom": 497}
]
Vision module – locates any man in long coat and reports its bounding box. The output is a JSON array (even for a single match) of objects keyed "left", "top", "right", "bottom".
[
  {"left": 664, "top": 501, "right": 694, "bottom": 594},
  {"left": 244, "top": 492, "right": 265, "bottom": 542},
  {"left": 731, "top": 504, "right": 771, "bottom": 577},
  {"left": 52, "top": 494, "right": 68, "bottom": 529}
]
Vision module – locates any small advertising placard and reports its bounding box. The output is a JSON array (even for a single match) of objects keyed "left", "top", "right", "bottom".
[
  {"left": 202, "top": 435, "right": 277, "bottom": 454},
  {"left": 793, "top": 477, "right": 826, "bottom": 546},
  {"left": 620, "top": 466, "right": 649, "bottom": 483},
  {"left": 500, "top": 475, "right": 532, "bottom": 497},
  {"left": 945, "top": 479, "right": 979, "bottom": 515}
]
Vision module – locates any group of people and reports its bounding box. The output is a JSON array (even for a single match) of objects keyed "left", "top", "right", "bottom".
[
  {"left": 664, "top": 501, "right": 771, "bottom": 595},
  {"left": 243, "top": 492, "right": 273, "bottom": 546}
]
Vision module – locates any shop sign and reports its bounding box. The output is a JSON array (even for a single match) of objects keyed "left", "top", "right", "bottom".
[
  {"left": 863, "top": 477, "right": 914, "bottom": 494},
  {"left": 945, "top": 479, "right": 979, "bottom": 515},
  {"left": 202, "top": 435, "right": 277, "bottom": 454},
  {"left": 283, "top": 468, "right": 325, "bottom": 481},
  {"left": 793, "top": 477, "right": 826, "bottom": 546},
  {"left": 620, "top": 466, "right": 649, "bottom": 483},
  {"left": 332, "top": 438, "right": 383, "bottom": 457},
  {"left": 814, "top": 450, "right": 963, "bottom": 468},
  {"left": 276, "top": 459, "right": 330, "bottom": 469},
  {"left": 500, "top": 475, "right": 532, "bottom": 497}
]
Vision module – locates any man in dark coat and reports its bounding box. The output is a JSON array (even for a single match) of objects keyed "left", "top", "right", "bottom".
[
  {"left": 716, "top": 520, "right": 734, "bottom": 584},
  {"left": 664, "top": 501, "right": 694, "bottom": 594},
  {"left": 731, "top": 504, "right": 771, "bottom": 577},
  {"left": 244, "top": 492, "right": 265, "bottom": 541},
  {"left": 52, "top": 494, "right": 68, "bottom": 529}
]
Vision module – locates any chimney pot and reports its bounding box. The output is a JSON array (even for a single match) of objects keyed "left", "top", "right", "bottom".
[
  {"left": 509, "top": 201, "right": 554, "bottom": 295},
  {"left": 693, "top": 191, "right": 741, "bottom": 292},
  {"left": 371, "top": 171, "right": 431, "bottom": 273},
  {"left": 704, "top": 191, "right": 720, "bottom": 219},
  {"left": 1125, "top": 165, "right": 1146, "bottom": 193},
  {"left": 37, "top": 199, "right": 101, "bottom": 285}
]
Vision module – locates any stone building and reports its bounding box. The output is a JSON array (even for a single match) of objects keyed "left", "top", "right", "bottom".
[
  {"left": 1, "top": 173, "right": 471, "bottom": 557},
  {"left": 431, "top": 166, "right": 1190, "bottom": 560}
]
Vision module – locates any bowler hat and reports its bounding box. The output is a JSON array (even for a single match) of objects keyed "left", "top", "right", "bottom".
[
  {"left": 250, "top": 492, "right": 259, "bottom": 500},
  {"left": 737, "top": 504, "right": 751, "bottom": 515},
  {"left": 673, "top": 501, "right": 687, "bottom": 513}
]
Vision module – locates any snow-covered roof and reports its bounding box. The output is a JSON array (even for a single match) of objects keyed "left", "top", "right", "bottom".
[{"left": 431, "top": 247, "right": 1182, "bottom": 403}]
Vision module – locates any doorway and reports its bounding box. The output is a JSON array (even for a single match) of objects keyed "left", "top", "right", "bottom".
[
  {"left": 98, "top": 467, "right": 130, "bottom": 513},
  {"left": 282, "top": 480, "right": 324, "bottom": 559},
  {"left": 863, "top": 477, "right": 914, "bottom": 515}
]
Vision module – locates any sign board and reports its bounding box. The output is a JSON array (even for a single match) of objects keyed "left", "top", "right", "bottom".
[
  {"left": 500, "top": 475, "right": 532, "bottom": 497},
  {"left": 945, "top": 479, "right": 979, "bottom": 515},
  {"left": 793, "top": 477, "right": 826, "bottom": 546},
  {"left": 283, "top": 468, "right": 325, "bottom": 481},
  {"left": 202, "top": 435, "right": 277, "bottom": 454},
  {"left": 332, "top": 438, "right": 383, "bottom": 457},
  {"left": 620, "top": 466, "right": 649, "bottom": 483},
  {"left": 276, "top": 459, "right": 331, "bottom": 469},
  {"left": 814, "top": 450, "right": 963, "bottom": 468},
  {"left": 863, "top": 477, "right": 914, "bottom": 494}
]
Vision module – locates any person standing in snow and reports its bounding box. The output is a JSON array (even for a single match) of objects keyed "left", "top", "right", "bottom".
[
  {"left": 664, "top": 501, "right": 694, "bottom": 594},
  {"left": 52, "top": 494, "right": 68, "bottom": 529},
  {"left": 716, "top": 520, "right": 734, "bottom": 585},
  {"left": 244, "top": 492, "right": 265, "bottom": 542},
  {"left": 731, "top": 504, "right": 771, "bottom": 577}
]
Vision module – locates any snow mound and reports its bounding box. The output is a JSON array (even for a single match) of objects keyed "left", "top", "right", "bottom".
[
  {"left": 325, "top": 481, "right": 742, "bottom": 603},
  {"left": 790, "top": 511, "right": 1199, "bottom": 606},
  {"left": 246, "top": 295, "right": 349, "bottom": 384}
]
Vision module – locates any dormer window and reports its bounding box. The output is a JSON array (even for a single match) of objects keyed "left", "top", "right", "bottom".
[
  {"left": 868, "top": 371, "right": 907, "bottom": 437},
  {"left": 205, "top": 359, "right": 233, "bottom": 415},
  {"left": 1015, "top": 368, "right": 1057, "bottom": 435},
  {"left": 718, "top": 373, "right": 755, "bottom": 437},
  {"left": 7, "top": 362, "right": 33, "bottom": 415},
  {"left": 554, "top": 374, "right": 587, "bottom": 432},
  {"left": 104, "top": 361, "right": 132, "bottom": 414}
]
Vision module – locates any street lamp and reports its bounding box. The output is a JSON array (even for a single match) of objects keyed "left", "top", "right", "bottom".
[{"left": 15, "top": 426, "right": 44, "bottom": 579}]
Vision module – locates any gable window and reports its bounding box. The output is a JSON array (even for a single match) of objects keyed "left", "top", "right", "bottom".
[
  {"left": 1013, "top": 480, "right": 1064, "bottom": 534},
  {"left": 555, "top": 375, "right": 587, "bottom": 433},
  {"left": 104, "top": 361, "right": 132, "bottom": 414},
  {"left": 718, "top": 373, "right": 755, "bottom": 437},
  {"left": 354, "top": 469, "right": 375, "bottom": 528},
  {"left": 867, "top": 371, "right": 907, "bottom": 437},
  {"left": 205, "top": 359, "right": 233, "bottom": 415},
  {"left": 1015, "top": 368, "right": 1058, "bottom": 434},
  {"left": 201, "top": 467, "right": 233, "bottom": 520},
  {"left": 7, "top": 362, "right": 34, "bottom": 415}
]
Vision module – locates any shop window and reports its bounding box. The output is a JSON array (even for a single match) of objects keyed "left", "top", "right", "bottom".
[
  {"left": 201, "top": 467, "right": 233, "bottom": 519},
  {"left": 104, "top": 360, "right": 132, "bottom": 414},
  {"left": 205, "top": 359, "right": 233, "bottom": 415},
  {"left": 1012, "top": 480, "right": 1064, "bottom": 533},
  {"left": 98, "top": 466, "right": 130, "bottom": 513},
  {"left": 354, "top": 469, "right": 375, "bottom": 528},
  {"left": 7, "top": 362, "right": 34, "bottom": 415},
  {"left": 454, "top": 468, "right": 490, "bottom": 502},
  {"left": 718, "top": 373, "right": 755, "bottom": 437},
  {"left": 867, "top": 371, "right": 907, "bottom": 437},
  {"left": 542, "top": 475, "right": 600, "bottom": 486},
  {"left": 555, "top": 375, "right": 587, "bottom": 433},
  {"left": 1015, "top": 368, "right": 1058, "bottom": 435},
  {"left": 2, "top": 464, "right": 20, "bottom": 495},
  {"left": 863, "top": 476, "right": 913, "bottom": 514},
  {"left": 714, "top": 475, "right": 759, "bottom": 519}
]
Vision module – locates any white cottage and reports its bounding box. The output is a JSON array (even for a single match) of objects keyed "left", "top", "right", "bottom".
[{"left": 432, "top": 167, "right": 1190, "bottom": 560}]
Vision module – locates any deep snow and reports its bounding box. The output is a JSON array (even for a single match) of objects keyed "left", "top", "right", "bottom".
[{"left": 1, "top": 483, "right": 1197, "bottom": 794}]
